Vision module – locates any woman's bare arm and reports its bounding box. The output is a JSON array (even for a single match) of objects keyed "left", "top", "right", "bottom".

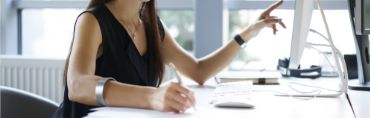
[
  {"left": 67, "top": 13, "right": 194, "bottom": 113},
  {"left": 160, "top": 0, "right": 285, "bottom": 85},
  {"left": 67, "top": 12, "right": 152, "bottom": 108}
]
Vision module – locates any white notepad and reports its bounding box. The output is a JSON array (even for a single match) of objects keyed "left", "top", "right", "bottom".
[{"left": 217, "top": 71, "right": 281, "bottom": 84}]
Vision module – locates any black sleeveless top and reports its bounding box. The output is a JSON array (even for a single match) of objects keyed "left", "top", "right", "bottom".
[{"left": 53, "top": 5, "right": 165, "bottom": 118}]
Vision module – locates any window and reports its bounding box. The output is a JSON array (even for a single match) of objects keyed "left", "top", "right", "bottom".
[
  {"left": 22, "top": 9, "right": 83, "bottom": 58},
  {"left": 21, "top": 9, "right": 194, "bottom": 58},
  {"left": 4, "top": 0, "right": 354, "bottom": 63},
  {"left": 227, "top": 9, "right": 355, "bottom": 71},
  {"left": 158, "top": 10, "right": 194, "bottom": 52},
  {"left": 18, "top": 0, "right": 194, "bottom": 58}
]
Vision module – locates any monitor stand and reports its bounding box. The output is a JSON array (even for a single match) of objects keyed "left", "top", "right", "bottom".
[
  {"left": 348, "top": 35, "right": 370, "bottom": 91},
  {"left": 349, "top": 79, "right": 370, "bottom": 91}
]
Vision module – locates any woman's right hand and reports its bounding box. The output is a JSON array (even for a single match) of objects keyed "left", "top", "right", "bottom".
[
  {"left": 240, "top": 0, "right": 286, "bottom": 42},
  {"left": 149, "top": 82, "right": 195, "bottom": 113}
]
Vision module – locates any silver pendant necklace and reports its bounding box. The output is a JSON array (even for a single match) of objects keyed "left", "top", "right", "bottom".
[{"left": 122, "top": 18, "right": 142, "bottom": 40}]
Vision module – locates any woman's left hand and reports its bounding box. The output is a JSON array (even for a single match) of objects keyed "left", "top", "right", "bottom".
[{"left": 240, "top": 0, "right": 286, "bottom": 41}]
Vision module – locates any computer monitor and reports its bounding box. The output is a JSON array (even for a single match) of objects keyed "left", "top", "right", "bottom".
[
  {"left": 288, "top": 0, "right": 314, "bottom": 69},
  {"left": 348, "top": 0, "right": 370, "bottom": 91},
  {"left": 282, "top": 0, "right": 349, "bottom": 97},
  {"left": 354, "top": 0, "right": 370, "bottom": 35}
]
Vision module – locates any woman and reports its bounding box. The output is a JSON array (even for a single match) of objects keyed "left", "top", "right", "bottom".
[{"left": 54, "top": 0, "right": 286, "bottom": 117}]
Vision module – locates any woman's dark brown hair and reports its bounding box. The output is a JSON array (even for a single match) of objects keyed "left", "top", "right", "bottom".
[{"left": 64, "top": 0, "right": 164, "bottom": 87}]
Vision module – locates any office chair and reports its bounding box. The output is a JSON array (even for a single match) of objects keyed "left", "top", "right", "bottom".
[{"left": 1, "top": 86, "right": 58, "bottom": 118}]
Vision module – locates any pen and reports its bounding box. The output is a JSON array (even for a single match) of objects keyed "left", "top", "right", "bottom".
[{"left": 169, "top": 63, "right": 197, "bottom": 111}]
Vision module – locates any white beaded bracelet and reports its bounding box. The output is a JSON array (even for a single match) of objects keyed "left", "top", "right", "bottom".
[{"left": 96, "top": 77, "right": 115, "bottom": 106}]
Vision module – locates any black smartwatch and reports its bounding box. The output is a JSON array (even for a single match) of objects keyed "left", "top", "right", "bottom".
[{"left": 234, "top": 34, "right": 246, "bottom": 48}]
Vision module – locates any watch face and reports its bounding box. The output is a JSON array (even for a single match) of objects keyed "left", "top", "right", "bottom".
[{"left": 234, "top": 35, "right": 245, "bottom": 46}]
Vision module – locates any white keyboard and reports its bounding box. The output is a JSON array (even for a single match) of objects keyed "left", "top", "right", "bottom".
[{"left": 210, "top": 81, "right": 253, "bottom": 104}]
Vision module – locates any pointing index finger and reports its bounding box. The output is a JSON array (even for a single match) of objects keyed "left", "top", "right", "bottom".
[{"left": 263, "top": 0, "right": 284, "bottom": 15}]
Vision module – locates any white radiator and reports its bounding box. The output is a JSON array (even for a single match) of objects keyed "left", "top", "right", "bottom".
[{"left": 0, "top": 56, "right": 65, "bottom": 104}]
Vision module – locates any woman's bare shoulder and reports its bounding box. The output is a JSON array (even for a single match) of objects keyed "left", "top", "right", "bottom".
[{"left": 73, "top": 12, "right": 102, "bottom": 44}]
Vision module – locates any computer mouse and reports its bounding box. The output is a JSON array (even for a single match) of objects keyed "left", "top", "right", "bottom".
[{"left": 213, "top": 100, "right": 255, "bottom": 108}]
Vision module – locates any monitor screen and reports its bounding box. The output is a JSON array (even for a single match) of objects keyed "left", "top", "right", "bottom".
[
  {"left": 365, "top": 0, "right": 370, "bottom": 33},
  {"left": 355, "top": 0, "right": 370, "bottom": 34}
]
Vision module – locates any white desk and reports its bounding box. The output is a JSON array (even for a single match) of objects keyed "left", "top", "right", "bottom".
[
  {"left": 348, "top": 88, "right": 370, "bottom": 118},
  {"left": 85, "top": 78, "right": 369, "bottom": 118}
]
